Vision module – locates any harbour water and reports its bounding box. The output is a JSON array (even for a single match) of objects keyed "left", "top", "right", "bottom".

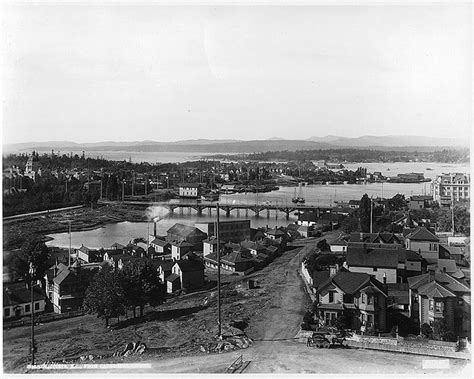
[{"left": 45, "top": 161, "right": 469, "bottom": 249}]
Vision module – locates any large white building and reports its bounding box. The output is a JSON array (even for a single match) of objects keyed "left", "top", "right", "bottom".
[{"left": 432, "top": 173, "right": 470, "bottom": 206}]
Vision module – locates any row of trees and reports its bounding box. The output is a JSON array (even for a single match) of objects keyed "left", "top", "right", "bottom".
[
  {"left": 237, "top": 148, "right": 470, "bottom": 163},
  {"left": 83, "top": 260, "right": 166, "bottom": 327}
]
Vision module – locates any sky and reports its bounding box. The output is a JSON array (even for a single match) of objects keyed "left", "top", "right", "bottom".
[{"left": 2, "top": 1, "right": 472, "bottom": 144}]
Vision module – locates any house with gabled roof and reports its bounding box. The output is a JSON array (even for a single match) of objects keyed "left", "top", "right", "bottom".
[
  {"left": 408, "top": 272, "right": 470, "bottom": 337},
  {"left": 3, "top": 282, "right": 46, "bottom": 320},
  {"left": 166, "top": 259, "right": 205, "bottom": 293},
  {"left": 403, "top": 226, "right": 439, "bottom": 261},
  {"left": 50, "top": 261, "right": 99, "bottom": 313},
  {"left": 346, "top": 246, "right": 399, "bottom": 284},
  {"left": 150, "top": 237, "right": 171, "bottom": 256},
  {"left": 203, "top": 236, "right": 224, "bottom": 257},
  {"left": 170, "top": 240, "right": 193, "bottom": 261},
  {"left": 350, "top": 232, "right": 403, "bottom": 246},
  {"left": 315, "top": 271, "right": 388, "bottom": 331},
  {"left": 166, "top": 223, "right": 207, "bottom": 250}
]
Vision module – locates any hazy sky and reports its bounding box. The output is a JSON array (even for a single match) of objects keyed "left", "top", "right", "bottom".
[{"left": 2, "top": 2, "right": 472, "bottom": 143}]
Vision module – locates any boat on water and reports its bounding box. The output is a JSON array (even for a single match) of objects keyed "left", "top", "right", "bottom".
[{"left": 292, "top": 183, "right": 306, "bottom": 204}]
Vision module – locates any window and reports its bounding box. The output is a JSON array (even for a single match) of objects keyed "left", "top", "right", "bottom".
[
  {"left": 373, "top": 268, "right": 378, "bottom": 272},
  {"left": 435, "top": 302, "right": 443, "bottom": 312},
  {"left": 361, "top": 294, "right": 365, "bottom": 304},
  {"left": 25, "top": 304, "right": 30, "bottom": 313},
  {"left": 458, "top": 298, "right": 464, "bottom": 306},
  {"left": 34, "top": 302, "right": 40, "bottom": 311},
  {"left": 429, "top": 299, "right": 434, "bottom": 311},
  {"left": 367, "top": 296, "right": 373, "bottom": 305},
  {"left": 4, "top": 308, "right": 10, "bottom": 317},
  {"left": 329, "top": 291, "right": 334, "bottom": 303}
]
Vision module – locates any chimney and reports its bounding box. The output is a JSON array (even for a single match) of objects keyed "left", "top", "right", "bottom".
[
  {"left": 154, "top": 221, "right": 157, "bottom": 237},
  {"left": 383, "top": 272, "right": 387, "bottom": 284},
  {"left": 329, "top": 264, "right": 339, "bottom": 277}
]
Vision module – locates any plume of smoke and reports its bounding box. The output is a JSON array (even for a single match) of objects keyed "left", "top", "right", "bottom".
[{"left": 145, "top": 205, "right": 170, "bottom": 222}]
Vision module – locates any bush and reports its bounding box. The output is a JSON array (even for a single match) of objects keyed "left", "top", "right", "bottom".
[{"left": 420, "top": 323, "right": 433, "bottom": 339}]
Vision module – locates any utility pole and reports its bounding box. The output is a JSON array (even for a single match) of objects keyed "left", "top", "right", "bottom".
[
  {"left": 370, "top": 197, "right": 373, "bottom": 234},
  {"left": 29, "top": 263, "right": 36, "bottom": 366},
  {"left": 216, "top": 203, "right": 221, "bottom": 338},
  {"left": 68, "top": 220, "right": 72, "bottom": 267},
  {"left": 132, "top": 172, "right": 135, "bottom": 197},
  {"left": 451, "top": 189, "right": 455, "bottom": 236}
]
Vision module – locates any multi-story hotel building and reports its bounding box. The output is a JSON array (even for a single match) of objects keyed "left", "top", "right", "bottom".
[{"left": 432, "top": 173, "right": 470, "bottom": 206}]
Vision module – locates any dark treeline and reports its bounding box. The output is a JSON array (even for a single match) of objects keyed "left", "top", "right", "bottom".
[{"left": 222, "top": 148, "right": 470, "bottom": 163}]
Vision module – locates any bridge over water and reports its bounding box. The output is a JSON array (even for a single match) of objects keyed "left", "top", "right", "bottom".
[{"left": 100, "top": 200, "right": 332, "bottom": 219}]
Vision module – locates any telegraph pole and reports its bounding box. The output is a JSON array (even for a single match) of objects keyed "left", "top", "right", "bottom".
[
  {"left": 370, "top": 197, "right": 373, "bottom": 234},
  {"left": 216, "top": 203, "right": 221, "bottom": 338}
]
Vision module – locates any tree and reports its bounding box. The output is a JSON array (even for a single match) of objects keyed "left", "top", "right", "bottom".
[
  {"left": 435, "top": 202, "right": 470, "bottom": 236},
  {"left": 432, "top": 317, "right": 456, "bottom": 342},
  {"left": 359, "top": 194, "right": 372, "bottom": 233},
  {"left": 83, "top": 265, "right": 125, "bottom": 327},
  {"left": 388, "top": 194, "right": 407, "bottom": 211},
  {"left": 119, "top": 259, "right": 166, "bottom": 318},
  {"left": 341, "top": 216, "right": 359, "bottom": 233},
  {"left": 316, "top": 239, "right": 330, "bottom": 252},
  {"left": 12, "top": 237, "right": 50, "bottom": 282}
]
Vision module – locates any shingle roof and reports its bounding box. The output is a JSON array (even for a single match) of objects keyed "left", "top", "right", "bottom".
[
  {"left": 417, "top": 282, "right": 455, "bottom": 298},
  {"left": 346, "top": 246, "right": 399, "bottom": 268},
  {"left": 319, "top": 271, "right": 387, "bottom": 296},
  {"left": 408, "top": 272, "right": 470, "bottom": 294},
  {"left": 311, "top": 271, "right": 330, "bottom": 290},
  {"left": 221, "top": 251, "right": 253, "bottom": 265},
  {"left": 405, "top": 227, "right": 439, "bottom": 242},
  {"left": 3, "top": 283, "right": 46, "bottom": 306},
  {"left": 167, "top": 223, "right": 206, "bottom": 238},
  {"left": 166, "top": 273, "right": 180, "bottom": 282},
  {"left": 151, "top": 238, "right": 169, "bottom": 246},
  {"left": 157, "top": 260, "right": 175, "bottom": 271}
]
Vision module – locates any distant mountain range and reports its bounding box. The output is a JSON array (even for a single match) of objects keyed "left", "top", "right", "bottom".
[{"left": 3, "top": 135, "right": 469, "bottom": 154}]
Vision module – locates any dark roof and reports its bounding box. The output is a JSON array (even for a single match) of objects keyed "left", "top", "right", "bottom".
[
  {"left": 157, "top": 260, "right": 175, "bottom": 271},
  {"left": 417, "top": 282, "right": 455, "bottom": 298},
  {"left": 166, "top": 273, "right": 180, "bottom": 282},
  {"left": 178, "top": 183, "right": 201, "bottom": 188},
  {"left": 405, "top": 227, "right": 439, "bottom": 242},
  {"left": 350, "top": 232, "right": 402, "bottom": 244},
  {"left": 175, "top": 259, "right": 204, "bottom": 272},
  {"left": 151, "top": 238, "right": 169, "bottom": 247},
  {"left": 3, "top": 282, "right": 46, "bottom": 306},
  {"left": 170, "top": 240, "right": 193, "bottom": 247},
  {"left": 167, "top": 223, "right": 206, "bottom": 238},
  {"left": 346, "top": 246, "right": 399, "bottom": 269},
  {"left": 111, "top": 242, "right": 125, "bottom": 249},
  {"left": 408, "top": 272, "right": 470, "bottom": 294},
  {"left": 311, "top": 271, "right": 331, "bottom": 290},
  {"left": 410, "top": 195, "right": 433, "bottom": 201},
  {"left": 204, "top": 252, "right": 218, "bottom": 264},
  {"left": 319, "top": 271, "right": 387, "bottom": 296},
  {"left": 221, "top": 251, "right": 253, "bottom": 265},
  {"left": 298, "top": 211, "right": 319, "bottom": 222},
  {"left": 404, "top": 250, "right": 423, "bottom": 262},
  {"left": 437, "top": 259, "right": 457, "bottom": 273}
]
